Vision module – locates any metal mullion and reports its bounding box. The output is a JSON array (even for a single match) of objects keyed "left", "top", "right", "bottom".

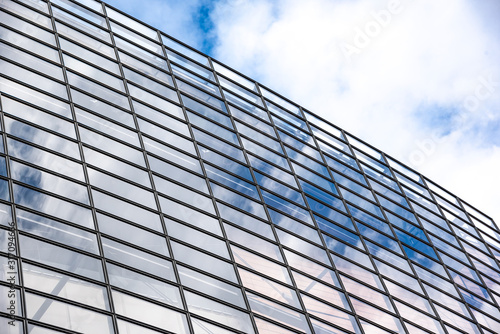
[
  {"left": 86, "top": 4, "right": 151, "bottom": 332},
  {"left": 316, "top": 134, "right": 357, "bottom": 156},
  {"left": 279, "top": 130, "right": 326, "bottom": 156},
  {"left": 109, "top": 284, "right": 185, "bottom": 313},
  {"left": 283, "top": 143, "right": 326, "bottom": 166},
  {"left": 269, "top": 111, "right": 310, "bottom": 136},
  {"left": 258, "top": 182, "right": 311, "bottom": 211},
  {"left": 205, "top": 59, "right": 314, "bottom": 334},
  {"left": 75, "top": 115, "right": 139, "bottom": 141},
  {"left": 143, "top": 139, "right": 199, "bottom": 163},
  {"left": 166, "top": 217, "right": 228, "bottom": 244},
  {"left": 419, "top": 179, "right": 500, "bottom": 316},
  {"left": 257, "top": 168, "right": 301, "bottom": 191},
  {"left": 380, "top": 152, "right": 479, "bottom": 334},
  {"left": 434, "top": 190, "right": 470, "bottom": 216},
  {"left": 11, "top": 181, "right": 91, "bottom": 213},
  {"left": 201, "top": 57, "right": 274, "bottom": 333},
  {"left": 301, "top": 113, "right": 408, "bottom": 332},
  {"left": 393, "top": 300, "right": 444, "bottom": 334},
  {"left": 154, "top": 31, "right": 232, "bottom": 334},
  {"left": 80, "top": 144, "right": 148, "bottom": 174},
  {"left": 221, "top": 219, "right": 277, "bottom": 249},
  {"left": 226, "top": 99, "right": 271, "bottom": 123},
  {"left": 191, "top": 126, "right": 246, "bottom": 152},
  {"left": 0, "top": 96, "right": 29, "bottom": 333},
  {"left": 56, "top": 0, "right": 103, "bottom": 15},
  {"left": 85, "top": 167, "right": 155, "bottom": 197},
  {"left": 104, "top": 258, "right": 177, "bottom": 288},
  {"left": 252, "top": 82, "right": 352, "bottom": 334}
]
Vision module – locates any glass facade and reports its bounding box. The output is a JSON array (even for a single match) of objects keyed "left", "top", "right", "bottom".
[{"left": 1, "top": 0, "right": 500, "bottom": 333}]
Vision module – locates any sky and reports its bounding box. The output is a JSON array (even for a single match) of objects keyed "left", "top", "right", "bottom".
[{"left": 103, "top": 0, "right": 500, "bottom": 225}]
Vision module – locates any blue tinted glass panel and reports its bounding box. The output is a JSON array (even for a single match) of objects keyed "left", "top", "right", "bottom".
[
  {"left": 205, "top": 164, "right": 260, "bottom": 200},
  {"left": 394, "top": 229, "right": 438, "bottom": 260},
  {"left": 262, "top": 190, "right": 313, "bottom": 225},
  {"left": 348, "top": 205, "right": 392, "bottom": 235}
]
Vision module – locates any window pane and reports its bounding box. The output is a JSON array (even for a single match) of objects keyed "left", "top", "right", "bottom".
[
  {"left": 171, "top": 241, "right": 237, "bottom": 283},
  {"left": 184, "top": 291, "right": 255, "bottom": 333},
  {"left": 107, "top": 263, "right": 181, "bottom": 308},
  {"left": 112, "top": 290, "right": 188, "bottom": 332},
  {"left": 17, "top": 209, "right": 98, "bottom": 254},
  {"left": 102, "top": 237, "right": 174, "bottom": 281},
  {"left": 23, "top": 262, "right": 109, "bottom": 310},
  {"left": 26, "top": 292, "right": 113, "bottom": 333},
  {"left": 178, "top": 264, "right": 246, "bottom": 308},
  {"left": 20, "top": 234, "right": 103, "bottom": 281}
]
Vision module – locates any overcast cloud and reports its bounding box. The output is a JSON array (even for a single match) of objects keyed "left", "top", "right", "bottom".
[{"left": 104, "top": 0, "right": 500, "bottom": 223}]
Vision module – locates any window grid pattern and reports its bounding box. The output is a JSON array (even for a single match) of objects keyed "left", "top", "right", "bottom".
[{"left": 0, "top": 0, "right": 499, "bottom": 333}]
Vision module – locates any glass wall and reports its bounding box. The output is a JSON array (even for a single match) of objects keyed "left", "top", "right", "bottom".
[{"left": 1, "top": 0, "right": 499, "bottom": 333}]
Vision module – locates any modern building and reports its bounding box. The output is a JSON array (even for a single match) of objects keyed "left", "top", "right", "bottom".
[{"left": 1, "top": 0, "right": 500, "bottom": 333}]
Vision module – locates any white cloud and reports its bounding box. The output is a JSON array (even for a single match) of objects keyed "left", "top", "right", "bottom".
[
  {"left": 102, "top": 0, "right": 500, "bottom": 224},
  {"left": 210, "top": 0, "right": 500, "bottom": 223}
]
